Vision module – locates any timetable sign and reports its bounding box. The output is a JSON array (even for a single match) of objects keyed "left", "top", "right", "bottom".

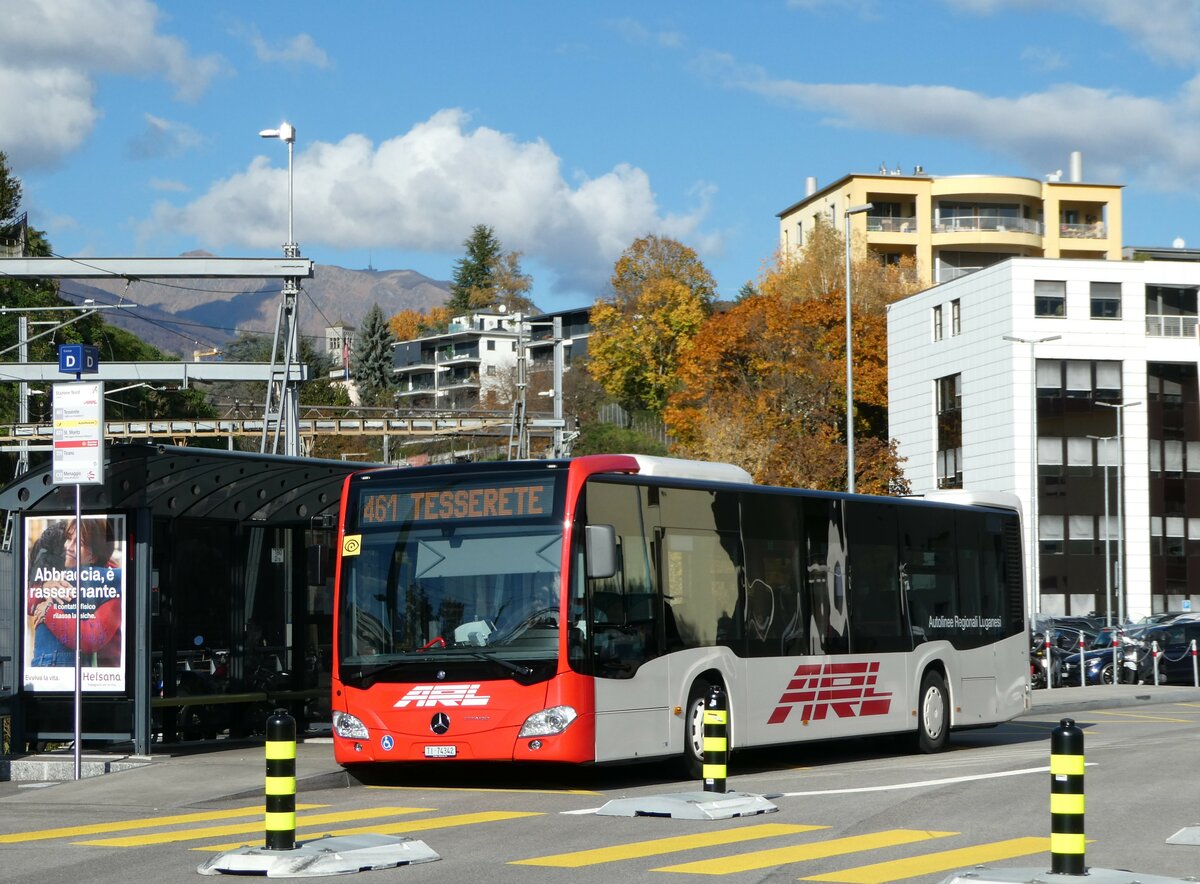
[{"left": 52, "top": 381, "right": 105, "bottom": 485}]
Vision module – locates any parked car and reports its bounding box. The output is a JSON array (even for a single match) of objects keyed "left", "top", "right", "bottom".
[
  {"left": 1127, "top": 621, "right": 1200, "bottom": 685},
  {"left": 1061, "top": 647, "right": 1120, "bottom": 685},
  {"left": 1031, "top": 623, "right": 1100, "bottom": 688}
]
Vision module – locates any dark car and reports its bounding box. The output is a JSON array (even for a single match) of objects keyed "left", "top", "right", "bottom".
[
  {"left": 1061, "top": 647, "right": 1120, "bottom": 685},
  {"left": 1128, "top": 620, "right": 1200, "bottom": 685},
  {"left": 1031, "top": 623, "right": 1101, "bottom": 688}
]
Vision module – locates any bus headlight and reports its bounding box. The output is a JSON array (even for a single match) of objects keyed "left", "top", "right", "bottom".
[
  {"left": 332, "top": 711, "right": 369, "bottom": 739},
  {"left": 519, "top": 705, "right": 577, "bottom": 737}
]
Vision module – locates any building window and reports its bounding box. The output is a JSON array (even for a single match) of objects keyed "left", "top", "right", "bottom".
[
  {"left": 1068, "top": 515, "right": 1094, "bottom": 556},
  {"left": 486, "top": 364, "right": 496, "bottom": 376},
  {"left": 1035, "top": 280, "right": 1066, "bottom": 317},
  {"left": 1036, "top": 360, "right": 1122, "bottom": 400},
  {"left": 1038, "top": 436, "right": 1064, "bottom": 476},
  {"left": 487, "top": 339, "right": 496, "bottom": 351},
  {"left": 935, "top": 373, "right": 962, "bottom": 489},
  {"left": 1090, "top": 282, "right": 1121, "bottom": 319},
  {"left": 1039, "top": 514, "right": 1064, "bottom": 555},
  {"left": 950, "top": 299, "right": 961, "bottom": 335},
  {"left": 932, "top": 305, "right": 944, "bottom": 341}
]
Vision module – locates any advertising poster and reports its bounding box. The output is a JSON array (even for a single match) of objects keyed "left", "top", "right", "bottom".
[{"left": 23, "top": 514, "right": 126, "bottom": 693}]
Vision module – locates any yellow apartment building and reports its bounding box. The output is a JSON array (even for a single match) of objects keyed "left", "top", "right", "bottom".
[{"left": 777, "top": 154, "right": 1123, "bottom": 286}]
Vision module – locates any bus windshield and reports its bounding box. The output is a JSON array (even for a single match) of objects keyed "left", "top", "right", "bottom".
[{"left": 338, "top": 473, "right": 564, "bottom": 684}]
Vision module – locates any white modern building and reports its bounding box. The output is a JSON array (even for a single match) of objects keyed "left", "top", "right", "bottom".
[
  {"left": 889, "top": 257, "right": 1200, "bottom": 622},
  {"left": 391, "top": 308, "right": 590, "bottom": 411}
]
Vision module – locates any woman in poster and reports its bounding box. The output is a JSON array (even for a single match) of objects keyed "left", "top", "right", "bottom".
[{"left": 27, "top": 517, "right": 123, "bottom": 668}]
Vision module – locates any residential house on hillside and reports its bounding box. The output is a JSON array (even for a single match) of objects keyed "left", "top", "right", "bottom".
[{"left": 391, "top": 307, "right": 590, "bottom": 411}]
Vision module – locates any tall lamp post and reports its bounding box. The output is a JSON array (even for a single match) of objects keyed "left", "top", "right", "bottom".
[
  {"left": 1099, "top": 400, "right": 1139, "bottom": 624},
  {"left": 844, "top": 202, "right": 873, "bottom": 493},
  {"left": 258, "top": 122, "right": 301, "bottom": 456},
  {"left": 1088, "top": 434, "right": 1116, "bottom": 627},
  {"left": 1003, "top": 333, "right": 1061, "bottom": 622}
]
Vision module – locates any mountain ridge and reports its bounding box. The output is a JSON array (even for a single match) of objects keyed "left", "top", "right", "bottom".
[{"left": 57, "top": 254, "right": 451, "bottom": 358}]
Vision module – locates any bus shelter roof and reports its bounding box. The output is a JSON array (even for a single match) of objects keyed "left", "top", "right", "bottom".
[{"left": 0, "top": 443, "right": 375, "bottom": 526}]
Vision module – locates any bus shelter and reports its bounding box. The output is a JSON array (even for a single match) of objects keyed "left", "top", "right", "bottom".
[{"left": 0, "top": 444, "right": 367, "bottom": 755}]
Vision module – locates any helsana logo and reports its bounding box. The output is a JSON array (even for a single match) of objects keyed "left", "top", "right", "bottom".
[
  {"left": 394, "top": 684, "right": 491, "bottom": 708},
  {"left": 768, "top": 661, "right": 892, "bottom": 725}
]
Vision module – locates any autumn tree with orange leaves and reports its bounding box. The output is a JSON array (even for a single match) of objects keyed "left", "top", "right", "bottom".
[
  {"left": 665, "top": 220, "right": 921, "bottom": 493},
  {"left": 588, "top": 235, "right": 716, "bottom": 417}
]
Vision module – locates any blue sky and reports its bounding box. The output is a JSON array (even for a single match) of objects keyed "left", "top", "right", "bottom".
[{"left": 4, "top": 0, "right": 1200, "bottom": 311}]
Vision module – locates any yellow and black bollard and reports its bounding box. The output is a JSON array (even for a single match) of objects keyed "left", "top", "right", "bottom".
[
  {"left": 264, "top": 708, "right": 297, "bottom": 851},
  {"left": 1050, "top": 717, "right": 1085, "bottom": 875},
  {"left": 702, "top": 685, "right": 728, "bottom": 794}
]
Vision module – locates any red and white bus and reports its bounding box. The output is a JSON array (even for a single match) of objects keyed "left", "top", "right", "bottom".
[{"left": 330, "top": 454, "right": 1027, "bottom": 772}]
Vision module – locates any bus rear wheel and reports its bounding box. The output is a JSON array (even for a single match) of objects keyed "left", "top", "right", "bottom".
[
  {"left": 916, "top": 670, "right": 949, "bottom": 753},
  {"left": 681, "top": 679, "right": 712, "bottom": 780}
]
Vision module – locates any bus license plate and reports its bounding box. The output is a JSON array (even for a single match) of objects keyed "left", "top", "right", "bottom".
[{"left": 424, "top": 745, "right": 456, "bottom": 758}]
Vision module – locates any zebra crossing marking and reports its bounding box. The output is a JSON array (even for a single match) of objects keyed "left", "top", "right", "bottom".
[{"left": 512, "top": 823, "right": 827, "bottom": 868}]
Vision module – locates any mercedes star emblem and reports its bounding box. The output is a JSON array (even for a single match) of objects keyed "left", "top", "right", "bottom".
[{"left": 430, "top": 712, "right": 450, "bottom": 735}]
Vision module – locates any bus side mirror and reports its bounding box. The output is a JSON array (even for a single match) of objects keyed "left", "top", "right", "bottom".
[{"left": 585, "top": 524, "right": 617, "bottom": 579}]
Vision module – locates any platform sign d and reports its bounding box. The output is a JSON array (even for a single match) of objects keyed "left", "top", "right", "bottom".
[{"left": 58, "top": 344, "right": 99, "bottom": 375}]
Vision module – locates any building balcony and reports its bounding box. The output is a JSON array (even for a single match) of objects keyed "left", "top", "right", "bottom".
[
  {"left": 934, "top": 216, "right": 1043, "bottom": 235},
  {"left": 1059, "top": 222, "right": 1108, "bottom": 239},
  {"left": 1146, "top": 314, "right": 1199, "bottom": 338},
  {"left": 866, "top": 215, "right": 917, "bottom": 233}
]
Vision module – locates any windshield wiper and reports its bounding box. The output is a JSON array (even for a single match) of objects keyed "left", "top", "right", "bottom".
[
  {"left": 348, "top": 650, "right": 532, "bottom": 688},
  {"left": 467, "top": 650, "right": 533, "bottom": 678}
]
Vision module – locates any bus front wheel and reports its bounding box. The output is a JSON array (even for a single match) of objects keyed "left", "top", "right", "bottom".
[
  {"left": 681, "top": 679, "right": 712, "bottom": 780},
  {"left": 916, "top": 670, "right": 949, "bottom": 753}
]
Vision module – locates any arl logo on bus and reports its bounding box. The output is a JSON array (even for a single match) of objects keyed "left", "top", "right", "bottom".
[
  {"left": 768, "top": 661, "right": 892, "bottom": 724},
  {"left": 394, "top": 684, "right": 491, "bottom": 708}
]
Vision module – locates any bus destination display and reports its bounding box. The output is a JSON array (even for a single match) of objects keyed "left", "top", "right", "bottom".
[{"left": 358, "top": 479, "right": 556, "bottom": 526}]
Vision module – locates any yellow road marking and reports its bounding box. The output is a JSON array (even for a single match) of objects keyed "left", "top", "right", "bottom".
[
  {"left": 655, "top": 830, "right": 956, "bottom": 875},
  {"left": 800, "top": 836, "right": 1049, "bottom": 883},
  {"left": 194, "top": 810, "right": 543, "bottom": 852},
  {"left": 368, "top": 784, "right": 603, "bottom": 796},
  {"left": 0, "top": 804, "right": 324, "bottom": 844},
  {"left": 77, "top": 806, "right": 430, "bottom": 847},
  {"left": 512, "top": 823, "right": 826, "bottom": 868},
  {"left": 1088, "top": 710, "right": 1193, "bottom": 723}
]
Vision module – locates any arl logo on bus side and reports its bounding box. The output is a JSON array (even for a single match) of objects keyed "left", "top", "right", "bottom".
[
  {"left": 768, "top": 661, "right": 892, "bottom": 724},
  {"left": 394, "top": 684, "right": 492, "bottom": 708}
]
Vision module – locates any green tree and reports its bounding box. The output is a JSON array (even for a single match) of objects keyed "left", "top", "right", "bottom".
[
  {"left": 351, "top": 303, "right": 396, "bottom": 406},
  {"left": 571, "top": 422, "right": 668, "bottom": 457},
  {"left": 448, "top": 224, "right": 502, "bottom": 313},
  {"left": 587, "top": 235, "right": 716, "bottom": 416}
]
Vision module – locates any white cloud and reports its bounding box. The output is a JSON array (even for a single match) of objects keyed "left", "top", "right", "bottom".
[
  {"left": 1020, "top": 46, "right": 1066, "bottom": 73},
  {"left": 946, "top": 0, "right": 1200, "bottom": 65},
  {"left": 0, "top": 0, "right": 224, "bottom": 169},
  {"left": 126, "top": 114, "right": 204, "bottom": 160},
  {"left": 234, "top": 23, "right": 332, "bottom": 69},
  {"left": 698, "top": 51, "right": 1200, "bottom": 193},
  {"left": 142, "top": 109, "right": 715, "bottom": 295},
  {"left": 149, "top": 178, "right": 189, "bottom": 193}
]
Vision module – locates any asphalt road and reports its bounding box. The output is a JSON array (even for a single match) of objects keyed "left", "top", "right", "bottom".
[{"left": 1, "top": 687, "right": 1198, "bottom": 883}]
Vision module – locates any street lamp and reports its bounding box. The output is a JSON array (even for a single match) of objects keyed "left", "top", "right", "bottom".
[
  {"left": 844, "top": 202, "right": 873, "bottom": 493},
  {"left": 258, "top": 122, "right": 301, "bottom": 456},
  {"left": 1002, "top": 333, "right": 1061, "bottom": 621},
  {"left": 1088, "top": 434, "right": 1116, "bottom": 627},
  {"left": 1098, "top": 400, "right": 1139, "bottom": 624},
  {"left": 259, "top": 123, "right": 297, "bottom": 256}
]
